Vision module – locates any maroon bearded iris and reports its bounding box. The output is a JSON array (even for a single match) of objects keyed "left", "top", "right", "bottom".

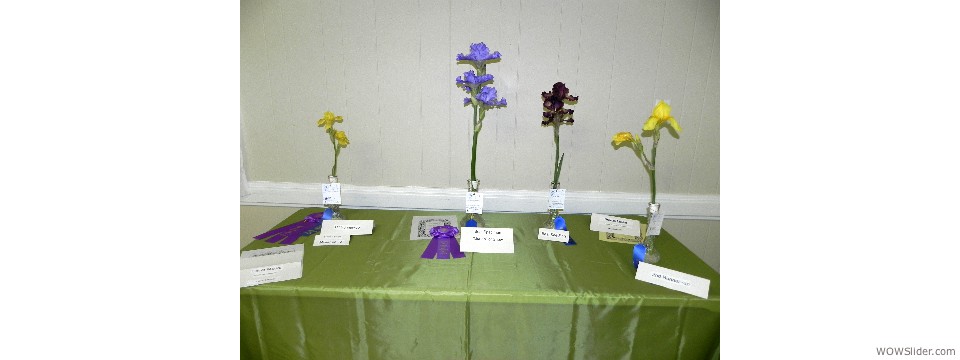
[{"left": 541, "top": 82, "right": 578, "bottom": 126}]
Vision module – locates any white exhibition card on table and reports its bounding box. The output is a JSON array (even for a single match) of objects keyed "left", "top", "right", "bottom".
[
  {"left": 547, "top": 189, "right": 566, "bottom": 210},
  {"left": 465, "top": 192, "right": 484, "bottom": 214},
  {"left": 635, "top": 262, "right": 711, "bottom": 299},
  {"left": 322, "top": 183, "right": 341, "bottom": 205},
  {"left": 647, "top": 212, "right": 665, "bottom": 236},
  {"left": 321, "top": 220, "right": 374, "bottom": 235},
  {"left": 537, "top": 228, "right": 570, "bottom": 243},
  {"left": 459, "top": 227, "right": 514, "bottom": 253},
  {"left": 314, "top": 233, "right": 350, "bottom": 246},
  {"left": 409, "top": 215, "right": 460, "bottom": 240},
  {"left": 240, "top": 244, "right": 304, "bottom": 288},
  {"left": 589, "top": 213, "right": 642, "bottom": 237}
]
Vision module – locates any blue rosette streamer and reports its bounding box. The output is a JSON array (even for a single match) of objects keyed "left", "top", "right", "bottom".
[{"left": 553, "top": 215, "right": 576, "bottom": 246}]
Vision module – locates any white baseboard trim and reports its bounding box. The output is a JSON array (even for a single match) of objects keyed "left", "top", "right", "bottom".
[{"left": 241, "top": 181, "right": 719, "bottom": 220}]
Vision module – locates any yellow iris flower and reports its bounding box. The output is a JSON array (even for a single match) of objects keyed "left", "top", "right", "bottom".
[
  {"left": 317, "top": 111, "right": 344, "bottom": 130},
  {"left": 335, "top": 130, "right": 349, "bottom": 147},
  {"left": 642, "top": 100, "right": 682, "bottom": 133},
  {"left": 612, "top": 132, "right": 635, "bottom": 145}
]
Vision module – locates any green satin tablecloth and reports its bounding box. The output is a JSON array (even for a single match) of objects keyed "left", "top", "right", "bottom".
[{"left": 240, "top": 208, "right": 720, "bottom": 360}]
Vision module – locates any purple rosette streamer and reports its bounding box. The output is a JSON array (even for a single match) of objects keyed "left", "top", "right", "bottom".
[
  {"left": 253, "top": 211, "right": 330, "bottom": 245},
  {"left": 421, "top": 225, "right": 466, "bottom": 259}
]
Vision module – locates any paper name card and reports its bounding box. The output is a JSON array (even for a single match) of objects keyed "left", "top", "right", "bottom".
[
  {"left": 459, "top": 227, "right": 514, "bottom": 253},
  {"left": 547, "top": 189, "right": 566, "bottom": 210},
  {"left": 321, "top": 220, "right": 374, "bottom": 235},
  {"left": 465, "top": 192, "right": 484, "bottom": 214},
  {"left": 537, "top": 228, "right": 570, "bottom": 243},
  {"left": 322, "top": 183, "right": 341, "bottom": 205},
  {"left": 314, "top": 233, "right": 350, "bottom": 246},
  {"left": 647, "top": 212, "right": 665, "bottom": 236},
  {"left": 589, "top": 214, "right": 642, "bottom": 237},
  {"left": 635, "top": 262, "right": 710, "bottom": 299},
  {"left": 240, "top": 244, "right": 304, "bottom": 288}
]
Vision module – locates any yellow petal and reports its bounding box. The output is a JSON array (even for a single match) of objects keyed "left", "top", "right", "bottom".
[
  {"left": 667, "top": 117, "right": 682, "bottom": 133},
  {"left": 336, "top": 131, "right": 349, "bottom": 146},
  {"left": 642, "top": 116, "right": 659, "bottom": 131},
  {"left": 652, "top": 100, "right": 671, "bottom": 120},
  {"left": 612, "top": 132, "right": 634, "bottom": 145}
]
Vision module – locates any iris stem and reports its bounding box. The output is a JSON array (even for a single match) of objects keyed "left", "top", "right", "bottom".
[
  {"left": 470, "top": 104, "right": 479, "bottom": 181},
  {"left": 553, "top": 122, "right": 561, "bottom": 185},
  {"left": 329, "top": 129, "right": 338, "bottom": 177},
  {"left": 650, "top": 129, "right": 660, "bottom": 204}
]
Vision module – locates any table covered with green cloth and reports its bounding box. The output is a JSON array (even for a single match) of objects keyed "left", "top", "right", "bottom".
[{"left": 241, "top": 208, "right": 720, "bottom": 360}]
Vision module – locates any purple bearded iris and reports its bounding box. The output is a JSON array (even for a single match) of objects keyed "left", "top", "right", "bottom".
[
  {"left": 456, "top": 70, "right": 494, "bottom": 92},
  {"left": 541, "top": 82, "right": 578, "bottom": 125},
  {"left": 457, "top": 42, "right": 506, "bottom": 182},
  {"left": 477, "top": 86, "right": 507, "bottom": 107},
  {"left": 456, "top": 42, "right": 502, "bottom": 64}
]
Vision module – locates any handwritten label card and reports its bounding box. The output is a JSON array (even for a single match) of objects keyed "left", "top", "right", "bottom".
[
  {"left": 635, "top": 262, "right": 711, "bottom": 299},
  {"left": 322, "top": 183, "right": 341, "bottom": 205},
  {"left": 321, "top": 220, "right": 374, "bottom": 235},
  {"left": 647, "top": 212, "right": 665, "bottom": 236},
  {"left": 465, "top": 192, "right": 484, "bottom": 214},
  {"left": 314, "top": 233, "right": 350, "bottom": 246},
  {"left": 547, "top": 189, "right": 566, "bottom": 210},
  {"left": 589, "top": 214, "right": 642, "bottom": 237},
  {"left": 537, "top": 228, "right": 570, "bottom": 243},
  {"left": 459, "top": 227, "right": 514, "bottom": 253}
]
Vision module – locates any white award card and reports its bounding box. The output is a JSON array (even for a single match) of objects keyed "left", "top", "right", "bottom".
[
  {"left": 240, "top": 243, "right": 304, "bottom": 260},
  {"left": 322, "top": 183, "right": 341, "bottom": 205},
  {"left": 547, "top": 189, "right": 566, "bottom": 210},
  {"left": 409, "top": 215, "right": 460, "bottom": 240},
  {"left": 537, "top": 228, "right": 570, "bottom": 243},
  {"left": 321, "top": 220, "right": 374, "bottom": 235},
  {"left": 240, "top": 244, "right": 304, "bottom": 288},
  {"left": 635, "top": 262, "right": 711, "bottom": 299},
  {"left": 589, "top": 214, "right": 642, "bottom": 237},
  {"left": 459, "top": 227, "right": 514, "bottom": 253},
  {"left": 314, "top": 233, "right": 350, "bottom": 246}
]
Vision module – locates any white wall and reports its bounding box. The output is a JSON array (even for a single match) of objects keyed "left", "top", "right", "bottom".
[{"left": 240, "top": 0, "right": 719, "bottom": 197}]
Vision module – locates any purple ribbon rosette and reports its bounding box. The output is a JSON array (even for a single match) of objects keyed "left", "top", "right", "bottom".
[
  {"left": 253, "top": 210, "right": 333, "bottom": 245},
  {"left": 420, "top": 225, "right": 466, "bottom": 259}
]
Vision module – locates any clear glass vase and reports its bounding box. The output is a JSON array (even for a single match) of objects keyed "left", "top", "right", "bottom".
[
  {"left": 542, "top": 181, "right": 562, "bottom": 228},
  {"left": 326, "top": 175, "right": 345, "bottom": 220},
  {"left": 642, "top": 202, "right": 661, "bottom": 264},
  {"left": 461, "top": 179, "right": 486, "bottom": 227}
]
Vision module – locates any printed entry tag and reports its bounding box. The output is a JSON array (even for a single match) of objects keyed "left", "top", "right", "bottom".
[
  {"left": 547, "top": 189, "right": 566, "bottom": 210},
  {"left": 465, "top": 192, "right": 484, "bottom": 214},
  {"left": 322, "top": 183, "right": 341, "bottom": 205}
]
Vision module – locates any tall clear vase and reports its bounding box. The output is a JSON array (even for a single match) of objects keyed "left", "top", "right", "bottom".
[
  {"left": 326, "top": 175, "right": 345, "bottom": 220},
  {"left": 642, "top": 202, "right": 661, "bottom": 264},
  {"left": 461, "top": 179, "right": 486, "bottom": 227},
  {"left": 542, "top": 181, "right": 562, "bottom": 228}
]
